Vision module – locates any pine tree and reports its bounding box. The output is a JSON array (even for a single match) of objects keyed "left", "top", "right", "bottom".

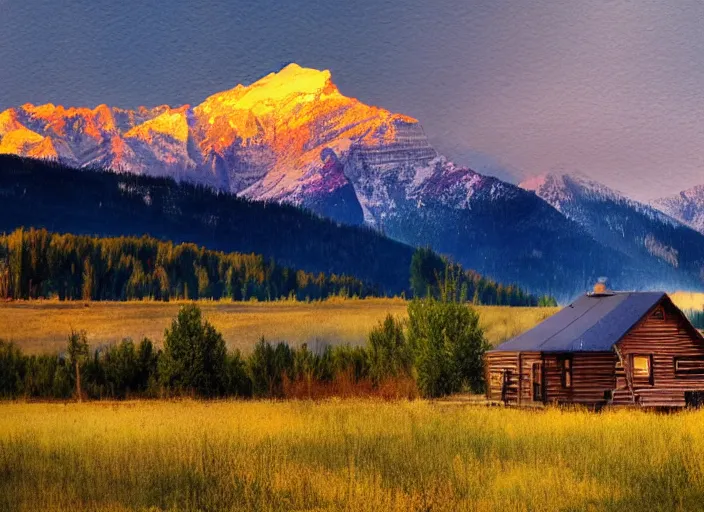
[{"left": 66, "top": 330, "right": 89, "bottom": 401}]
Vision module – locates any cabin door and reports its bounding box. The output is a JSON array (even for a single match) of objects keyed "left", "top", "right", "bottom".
[
  {"left": 532, "top": 362, "right": 544, "bottom": 402},
  {"left": 501, "top": 370, "right": 511, "bottom": 403}
]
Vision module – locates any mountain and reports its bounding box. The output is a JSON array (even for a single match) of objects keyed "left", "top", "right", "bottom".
[
  {"left": 653, "top": 185, "right": 704, "bottom": 235},
  {"left": 0, "top": 155, "right": 550, "bottom": 306},
  {"left": 1, "top": 64, "right": 703, "bottom": 298},
  {"left": 0, "top": 155, "right": 414, "bottom": 294},
  {"left": 521, "top": 173, "right": 704, "bottom": 290},
  {"left": 0, "top": 64, "right": 426, "bottom": 226}
]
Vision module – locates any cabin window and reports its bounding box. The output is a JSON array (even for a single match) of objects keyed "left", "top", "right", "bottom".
[
  {"left": 632, "top": 355, "right": 652, "bottom": 379},
  {"left": 532, "top": 362, "right": 543, "bottom": 401},
  {"left": 675, "top": 358, "right": 704, "bottom": 376},
  {"left": 560, "top": 356, "right": 573, "bottom": 388},
  {"left": 651, "top": 307, "right": 665, "bottom": 321}
]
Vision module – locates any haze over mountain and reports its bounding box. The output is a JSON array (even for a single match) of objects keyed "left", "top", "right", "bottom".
[
  {"left": 521, "top": 173, "right": 704, "bottom": 290},
  {"left": 1, "top": 64, "right": 703, "bottom": 299},
  {"left": 653, "top": 185, "right": 704, "bottom": 236}
]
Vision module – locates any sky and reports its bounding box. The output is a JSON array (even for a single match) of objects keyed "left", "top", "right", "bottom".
[{"left": 2, "top": 0, "right": 704, "bottom": 200}]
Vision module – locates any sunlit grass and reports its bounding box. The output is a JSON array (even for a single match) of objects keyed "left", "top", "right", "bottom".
[
  {"left": 670, "top": 291, "right": 704, "bottom": 312},
  {"left": 0, "top": 299, "right": 558, "bottom": 354},
  {"left": 1, "top": 400, "right": 703, "bottom": 511}
]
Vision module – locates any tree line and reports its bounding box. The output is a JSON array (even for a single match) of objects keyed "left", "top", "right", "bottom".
[
  {"left": 0, "top": 228, "right": 554, "bottom": 306},
  {"left": 0, "top": 154, "right": 415, "bottom": 294},
  {"left": 0, "top": 228, "right": 376, "bottom": 301},
  {"left": 686, "top": 308, "right": 704, "bottom": 330},
  {"left": 409, "top": 247, "right": 557, "bottom": 307},
  {"left": 0, "top": 283, "right": 490, "bottom": 400}
]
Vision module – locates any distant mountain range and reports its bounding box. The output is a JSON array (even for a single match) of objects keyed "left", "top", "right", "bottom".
[
  {"left": 1, "top": 64, "right": 703, "bottom": 299},
  {"left": 653, "top": 185, "right": 704, "bottom": 236},
  {"left": 521, "top": 173, "right": 704, "bottom": 291}
]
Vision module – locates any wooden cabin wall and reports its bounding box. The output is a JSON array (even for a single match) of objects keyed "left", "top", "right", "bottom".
[
  {"left": 519, "top": 352, "right": 542, "bottom": 404},
  {"left": 543, "top": 352, "right": 616, "bottom": 406},
  {"left": 485, "top": 352, "right": 519, "bottom": 403},
  {"left": 485, "top": 351, "right": 540, "bottom": 405},
  {"left": 614, "top": 300, "right": 704, "bottom": 407}
]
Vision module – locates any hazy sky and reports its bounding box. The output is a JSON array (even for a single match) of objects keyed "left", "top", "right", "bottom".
[{"left": 2, "top": 0, "right": 704, "bottom": 200}]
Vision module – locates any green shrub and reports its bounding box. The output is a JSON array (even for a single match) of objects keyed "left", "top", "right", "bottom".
[
  {"left": 248, "top": 338, "right": 294, "bottom": 397},
  {"left": 407, "top": 295, "right": 489, "bottom": 398},
  {"left": 223, "top": 350, "right": 252, "bottom": 397},
  {"left": 0, "top": 340, "right": 24, "bottom": 397},
  {"left": 158, "top": 304, "right": 228, "bottom": 397},
  {"left": 367, "top": 314, "right": 412, "bottom": 385}
]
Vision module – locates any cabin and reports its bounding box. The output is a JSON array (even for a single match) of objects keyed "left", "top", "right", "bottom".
[{"left": 485, "top": 286, "right": 704, "bottom": 408}]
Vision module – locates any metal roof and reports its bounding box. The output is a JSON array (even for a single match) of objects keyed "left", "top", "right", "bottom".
[{"left": 491, "top": 292, "right": 666, "bottom": 352}]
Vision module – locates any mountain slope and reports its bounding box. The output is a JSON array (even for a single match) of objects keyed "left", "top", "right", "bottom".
[
  {"left": 0, "top": 64, "right": 432, "bottom": 226},
  {"left": 2, "top": 65, "right": 703, "bottom": 298},
  {"left": 653, "top": 185, "right": 704, "bottom": 235},
  {"left": 521, "top": 173, "right": 704, "bottom": 290},
  {"left": 0, "top": 155, "right": 414, "bottom": 294}
]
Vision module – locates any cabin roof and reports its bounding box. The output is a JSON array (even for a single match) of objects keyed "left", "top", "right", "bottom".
[{"left": 491, "top": 291, "right": 666, "bottom": 352}]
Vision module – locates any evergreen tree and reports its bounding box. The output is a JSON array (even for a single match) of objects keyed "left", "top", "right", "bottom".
[
  {"left": 367, "top": 314, "right": 412, "bottom": 385},
  {"left": 406, "top": 274, "right": 490, "bottom": 398},
  {"left": 66, "top": 330, "right": 89, "bottom": 401},
  {"left": 158, "top": 304, "right": 228, "bottom": 396}
]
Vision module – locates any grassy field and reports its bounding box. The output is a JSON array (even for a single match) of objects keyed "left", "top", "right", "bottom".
[
  {"left": 670, "top": 291, "right": 704, "bottom": 311},
  {"left": 0, "top": 299, "right": 557, "bottom": 354},
  {"left": 0, "top": 399, "right": 702, "bottom": 511}
]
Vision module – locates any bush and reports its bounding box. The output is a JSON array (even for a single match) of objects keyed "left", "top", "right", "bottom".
[
  {"left": 367, "top": 314, "right": 412, "bottom": 385},
  {"left": 330, "top": 344, "right": 370, "bottom": 383},
  {"left": 100, "top": 338, "right": 158, "bottom": 398},
  {"left": 223, "top": 350, "right": 252, "bottom": 397},
  {"left": 21, "top": 354, "right": 73, "bottom": 399},
  {"left": 0, "top": 340, "right": 24, "bottom": 397},
  {"left": 407, "top": 295, "right": 489, "bottom": 398},
  {"left": 248, "top": 339, "right": 294, "bottom": 398},
  {"left": 158, "top": 304, "right": 228, "bottom": 397}
]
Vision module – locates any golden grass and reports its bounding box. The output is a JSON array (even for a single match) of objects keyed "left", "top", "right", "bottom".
[
  {"left": 670, "top": 291, "right": 704, "bottom": 311},
  {"left": 0, "top": 299, "right": 558, "bottom": 354},
  {"left": 1, "top": 399, "right": 703, "bottom": 511}
]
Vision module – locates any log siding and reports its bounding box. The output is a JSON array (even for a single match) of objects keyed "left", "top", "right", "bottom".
[
  {"left": 486, "top": 294, "right": 704, "bottom": 408},
  {"left": 613, "top": 299, "right": 704, "bottom": 407}
]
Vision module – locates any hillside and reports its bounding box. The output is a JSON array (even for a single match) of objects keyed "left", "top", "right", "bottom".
[
  {"left": 521, "top": 173, "right": 704, "bottom": 293},
  {"left": 654, "top": 184, "right": 704, "bottom": 235},
  {"left": 0, "top": 156, "right": 550, "bottom": 305},
  {"left": 0, "top": 155, "right": 414, "bottom": 294},
  {"left": 2, "top": 65, "right": 703, "bottom": 298}
]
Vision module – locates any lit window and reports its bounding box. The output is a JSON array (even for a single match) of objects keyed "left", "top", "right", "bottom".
[
  {"left": 632, "top": 355, "right": 651, "bottom": 378},
  {"left": 490, "top": 371, "right": 503, "bottom": 388}
]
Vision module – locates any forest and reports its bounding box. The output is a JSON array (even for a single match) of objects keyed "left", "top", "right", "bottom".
[
  {"left": 0, "top": 155, "right": 415, "bottom": 294},
  {"left": 0, "top": 228, "right": 376, "bottom": 301},
  {"left": 0, "top": 228, "right": 553, "bottom": 306}
]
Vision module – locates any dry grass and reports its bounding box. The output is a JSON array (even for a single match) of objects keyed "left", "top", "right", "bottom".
[
  {"left": 670, "top": 291, "right": 704, "bottom": 311},
  {"left": 1, "top": 399, "right": 703, "bottom": 511},
  {"left": 0, "top": 299, "right": 558, "bottom": 354}
]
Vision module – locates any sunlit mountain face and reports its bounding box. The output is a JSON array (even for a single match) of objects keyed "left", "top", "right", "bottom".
[
  {"left": 2, "top": 63, "right": 704, "bottom": 299},
  {"left": 0, "top": 64, "right": 437, "bottom": 225}
]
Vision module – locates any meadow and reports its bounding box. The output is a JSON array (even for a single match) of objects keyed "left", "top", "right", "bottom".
[
  {"left": 0, "top": 298, "right": 558, "bottom": 354},
  {"left": 1, "top": 399, "right": 703, "bottom": 512}
]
